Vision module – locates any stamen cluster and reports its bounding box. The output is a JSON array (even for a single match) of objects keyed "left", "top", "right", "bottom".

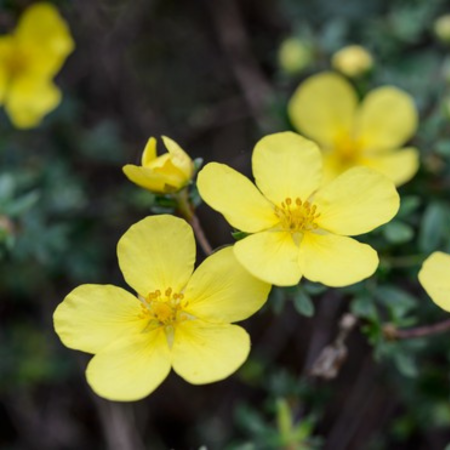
[
  {"left": 139, "top": 287, "right": 189, "bottom": 326},
  {"left": 274, "top": 197, "right": 321, "bottom": 234}
]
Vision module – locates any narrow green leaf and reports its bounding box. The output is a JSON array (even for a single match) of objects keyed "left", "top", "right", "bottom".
[
  {"left": 382, "top": 220, "right": 414, "bottom": 244},
  {"left": 293, "top": 290, "right": 314, "bottom": 317}
]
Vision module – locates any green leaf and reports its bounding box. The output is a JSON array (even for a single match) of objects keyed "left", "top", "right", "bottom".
[
  {"left": 276, "top": 398, "right": 292, "bottom": 438},
  {"left": 5, "top": 191, "right": 40, "bottom": 217},
  {"left": 419, "top": 202, "right": 447, "bottom": 253},
  {"left": 394, "top": 352, "right": 418, "bottom": 378},
  {"left": 435, "top": 140, "right": 450, "bottom": 158},
  {"left": 398, "top": 195, "right": 421, "bottom": 218},
  {"left": 270, "top": 287, "right": 286, "bottom": 315},
  {"left": 375, "top": 286, "right": 417, "bottom": 320},
  {"left": 193, "top": 157, "right": 204, "bottom": 172},
  {"left": 231, "top": 230, "right": 249, "bottom": 241},
  {"left": 0, "top": 174, "right": 15, "bottom": 202},
  {"left": 351, "top": 295, "right": 378, "bottom": 320},
  {"left": 382, "top": 220, "right": 414, "bottom": 244},
  {"left": 293, "top": 290, "right": 314, "bottom": 317},
  {"left": 303, "top": 281, "right": 327, "bottom": 296}
]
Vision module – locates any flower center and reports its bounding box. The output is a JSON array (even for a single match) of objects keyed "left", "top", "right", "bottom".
[
  {"left": 275, "top": 197, "right": 320, "bottom": 234},
  {"left": 332, "top": 133, "right": 364, "bottom": 168},
  {"left": 139, "top": 287, "right": 192, "bottom": 326},
  {"left": 3, "top": 47, "right": 29, "bottom": 78}
]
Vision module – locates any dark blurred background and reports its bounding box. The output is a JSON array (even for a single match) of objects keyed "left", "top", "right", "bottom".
[{"left": 3, "top": 0, "right": 450, "bottom": 448}]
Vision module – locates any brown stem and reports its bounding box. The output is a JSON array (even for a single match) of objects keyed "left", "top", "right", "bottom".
[
  {"left": 383, "top": 318, "right": 450, "bottom": 340},
  {"left": 189, "top": 213, "right": 213, "bottom": 256},
  {"left": 174, "top": 189, "right": 213, "bottom": 256}
]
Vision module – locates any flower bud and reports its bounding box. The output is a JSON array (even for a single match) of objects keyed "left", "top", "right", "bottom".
[
  {"left": 331, "top": 45, "right": 373, "bottom": 78},
  {"left": 434, "top": 14, "right": 450, "bottom": 44},
  {"left": 278, "top": 37, "right": 312, "bottom": 75},
  {"left": 123, "top": 136, "right": 194, "bottom": 194}
]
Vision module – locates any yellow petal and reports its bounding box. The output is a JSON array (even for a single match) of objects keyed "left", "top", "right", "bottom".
[
  {"left": 361, "top": 147, "right": 419, "bottom": 187},
  {"left": 5, "top": 76, "right": 61, "bottom": 128},
  {"left": 15, "top": 2, "right": 74, "bottom": 77},
  {"left": 86, "top": 328, "right": 171, "bottom": 401},
  {"left": 184, "top": 247, "right": 271, "bottom": 323},
  {"left": 320, "top": 149, "right": 350, "bottom": 185},
  {"left": 129, "top": 138, "right": 193, "bottom": 193},
  {"left": 53, "top": 284, "right": 146, "bottom": 354},
  {"left": 161, "top": 136, "right": 193, "bottom": 178},
  {"left": 117, "top": 215, "right": 195, "bottom": 297},
  {"left": 418, "top": 252, "right": 450, "bottom": 312},
  {"left": 172, "top": 320, "right": 249, "bottom": 384},
  {"left": 122, "top": 164, "right": 184, "bottom": 193},
  {"left": 150, "top": 153, "right": 189, "bottom": 187},
  {"left": 197, "top": 162, "right": 278, "bottom": 233},
  {"left": 234, "top": 231, "right": 302, "bottom": 286},
  {"left": 355, "top": 87, "right": 418, "bottom": 151},
  {"left": 141, "top": 137, "right": 157, "bottom": 166},
  {"left": 0, "top": 36, "right": 14, "bottom": 104},
  {"left": 288, "top": 72, "right": 358, "bottom": 146},
  {"left": 299, "top": 232, "right": 378, "bottom": 287},
  {"left": 252, "top": 132, "right": 322, "bottom": 205},
  {"left": 314, "top": 167, "right": 399, "bottom": 236}
]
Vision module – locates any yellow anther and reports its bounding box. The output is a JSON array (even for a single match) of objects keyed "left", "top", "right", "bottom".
[
  {"left": 274, "top": 196, "right": 321, "bottom": 235},
  {"left": 143, "top": 287, "right": 189, "bottom": 326}
]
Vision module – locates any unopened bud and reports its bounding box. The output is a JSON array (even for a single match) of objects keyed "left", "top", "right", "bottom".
[
  {"left": 331, "top": 45, "right": 373, "bottom": 78},
  {"left": 278, "top": 37, "right": 312, "bottom": 75},
  {"left": 434, "top": 14, "right": 450, "bottom": 45}
]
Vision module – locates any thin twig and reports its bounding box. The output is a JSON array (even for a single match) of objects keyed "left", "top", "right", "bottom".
[
  {"left": 309, "top": 313, "right": 358, "bottom": 380},
  {"left": 189, "top": 213, "right": 213, "bottom": 255},
  {"left": 90, "top": 395, "right": 146, "bottom": 450},
  {"left": 303, "top": 291, "right": 344, "bottom": 374},
  {"left": 206, "top": 0, "right": 275, "bottom": 131},
  {"left": 383, "top": 318, "right": 450, "bottom": 340},
  {"left": 174, "top": 189, "right": 213, "bottom": 256}
]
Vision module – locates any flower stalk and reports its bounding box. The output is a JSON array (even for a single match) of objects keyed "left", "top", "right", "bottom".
[
  {"left": 174, "top": 188, "right": 213, "bottom": 256},
  {"left": 383, "top": 318, "right": 450, "bottom": 340}
]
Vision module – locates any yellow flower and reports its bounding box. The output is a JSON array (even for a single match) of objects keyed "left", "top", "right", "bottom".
[
  {"left": 419, "top": 252, "right": 450, "bottom": 312},
  {"left": 288, "top": 72, "right": 419, "bottom": 186},
  {"left": 197, "top": 132, "right": 399, "bottom": 287},
  {"left": 123, "top": 136, "right": 194, "bottom": 194},
  {"left": 0, "top": 3, "right": 74, "bottom": 128},
  {"left": 331, "top": 45, "right": 373, "bottom": 78},
  {"left": 54, "top": 215, "right": 270, "bottom": 401}
]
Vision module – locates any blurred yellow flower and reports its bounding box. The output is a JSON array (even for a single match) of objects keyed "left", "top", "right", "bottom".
[
  {"left": 434, "top": 14, "right": 450, "bottom": 45},
  {"left": 331, "top": 45, "right": 373, "bottom": 78},
  {"left": 123, "top": 136, "right": 194, "bottom": 194},
  {"left": 0, "top": 3, "right": 74, "bottom": 128},
  {"left": 288, "top": 72, "right": 419, "bottom": 186},
  {"left": 419, "top": 252, "right": 450, "bottom": 312},
  {"left": 198, "top": 132, "right": 399, "bottom": 287},
  {"left": 54, "top": 215, "right": 270, "bottom": 401}
]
